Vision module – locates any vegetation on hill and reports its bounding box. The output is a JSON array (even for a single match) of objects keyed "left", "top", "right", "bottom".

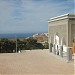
[{"left": 0, "top": 38, "right": 49, "bottom": 53}]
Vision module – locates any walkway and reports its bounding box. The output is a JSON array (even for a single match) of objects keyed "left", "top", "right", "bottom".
[{"left": 0, "top": 49, "right": 74, "bottom": 75}]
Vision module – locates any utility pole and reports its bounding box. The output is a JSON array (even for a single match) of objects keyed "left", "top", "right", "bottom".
[{"left": 15, "top": 35, "right": 17, "bottom": 53}]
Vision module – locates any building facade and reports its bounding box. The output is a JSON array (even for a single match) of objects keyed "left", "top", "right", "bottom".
[{"left": 48, "top": 14, "right": 75, "bottom": 47}]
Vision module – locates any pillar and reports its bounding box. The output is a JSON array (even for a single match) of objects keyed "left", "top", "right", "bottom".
[
  {"left": 66, "top": 47, "right": 72, "bottom": 62},
  {"left": 53, "top": 44, "right": 56, "bottom": 54},
  {"left": 50, "top": 43, "right": 53, "bottom": 52},
  {"left": 59, "top": 45, "right": 63, "bottom": 57}
]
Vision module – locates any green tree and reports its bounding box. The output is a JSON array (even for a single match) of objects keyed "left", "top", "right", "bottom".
[{"left": 0, "top": 38, "right": 15, "bottom": 53}]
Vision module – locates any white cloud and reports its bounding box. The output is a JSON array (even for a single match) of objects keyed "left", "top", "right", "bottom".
[{"left": 0, "top": 0, "right": 74, "bottom": 33}]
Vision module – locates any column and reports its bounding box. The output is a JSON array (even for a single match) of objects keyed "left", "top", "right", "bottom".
[
  {"left": 50, "top": 43, "right": 53, "bottom": 52},
  {"left": 59, "top": 45, "right": 63, "bottom": 57},
  {"left": 53, "top": 44, "right": 56, "bottom": 54},
  {"left": 66, "top": 47, "right": 72, "bottom": 62}
]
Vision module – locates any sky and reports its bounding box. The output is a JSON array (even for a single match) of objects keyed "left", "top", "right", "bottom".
[{"left": 0, "top": 0, "right": 74, "bottom": 34}]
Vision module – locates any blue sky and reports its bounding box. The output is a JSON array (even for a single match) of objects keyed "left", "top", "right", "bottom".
[{"left": 0, "top": 0, "right": 74, "bottom": 34}]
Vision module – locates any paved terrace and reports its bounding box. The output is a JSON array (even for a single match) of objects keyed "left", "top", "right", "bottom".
[{"left": 0, "top": 49, "right": 74, "bottom": 75}]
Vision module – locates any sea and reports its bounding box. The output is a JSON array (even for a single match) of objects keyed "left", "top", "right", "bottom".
[{"left": 0, "top": 33, "right": 37, "bottom": 39}]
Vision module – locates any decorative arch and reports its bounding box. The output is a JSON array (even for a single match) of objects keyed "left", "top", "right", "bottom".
[{"left": 54, "top": 32, "right": 59, "bottom": 45}]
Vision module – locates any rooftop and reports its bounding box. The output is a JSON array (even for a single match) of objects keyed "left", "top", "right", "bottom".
[{"left": 48, "top": 14, "right": 75, "bottom": 22}]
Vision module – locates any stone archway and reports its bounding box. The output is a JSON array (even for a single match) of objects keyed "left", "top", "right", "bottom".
[
  {"left": 54, "top": 32, "right": 59, "bottom": 45},
  {"left": 55, "top": 35, "right": 59, "bottom": 45},
  {"left": 54, "top": 32, "right": 60, "bottom": 54}
]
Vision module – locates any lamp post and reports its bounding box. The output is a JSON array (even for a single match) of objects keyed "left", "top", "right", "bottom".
[{"left": 15, "top": 35, "right": 17, "bottom": 53}]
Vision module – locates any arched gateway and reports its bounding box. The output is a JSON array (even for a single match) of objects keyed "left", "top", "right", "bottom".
[{"left": 48, "top": 14, "right": 75, "bottom": 54}]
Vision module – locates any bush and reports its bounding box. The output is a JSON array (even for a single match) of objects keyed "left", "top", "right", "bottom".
[{"left": 0, "top": 37, "right": 48, "bottom": 53}]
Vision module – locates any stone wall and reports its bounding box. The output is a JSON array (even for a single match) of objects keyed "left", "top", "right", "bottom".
[
  {"left": 69, "top": 19, "right": 75, "bottom": 46},
  {"left": 48, "top": 19, "right": 68, "bottom": 46},
  {"left": 48, "top": 14, "right": 75, "bottom": 47}
]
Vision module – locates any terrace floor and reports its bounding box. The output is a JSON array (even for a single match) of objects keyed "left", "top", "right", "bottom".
[{"left": 0, "top": 49, "right": 74, "bottom": 75}]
